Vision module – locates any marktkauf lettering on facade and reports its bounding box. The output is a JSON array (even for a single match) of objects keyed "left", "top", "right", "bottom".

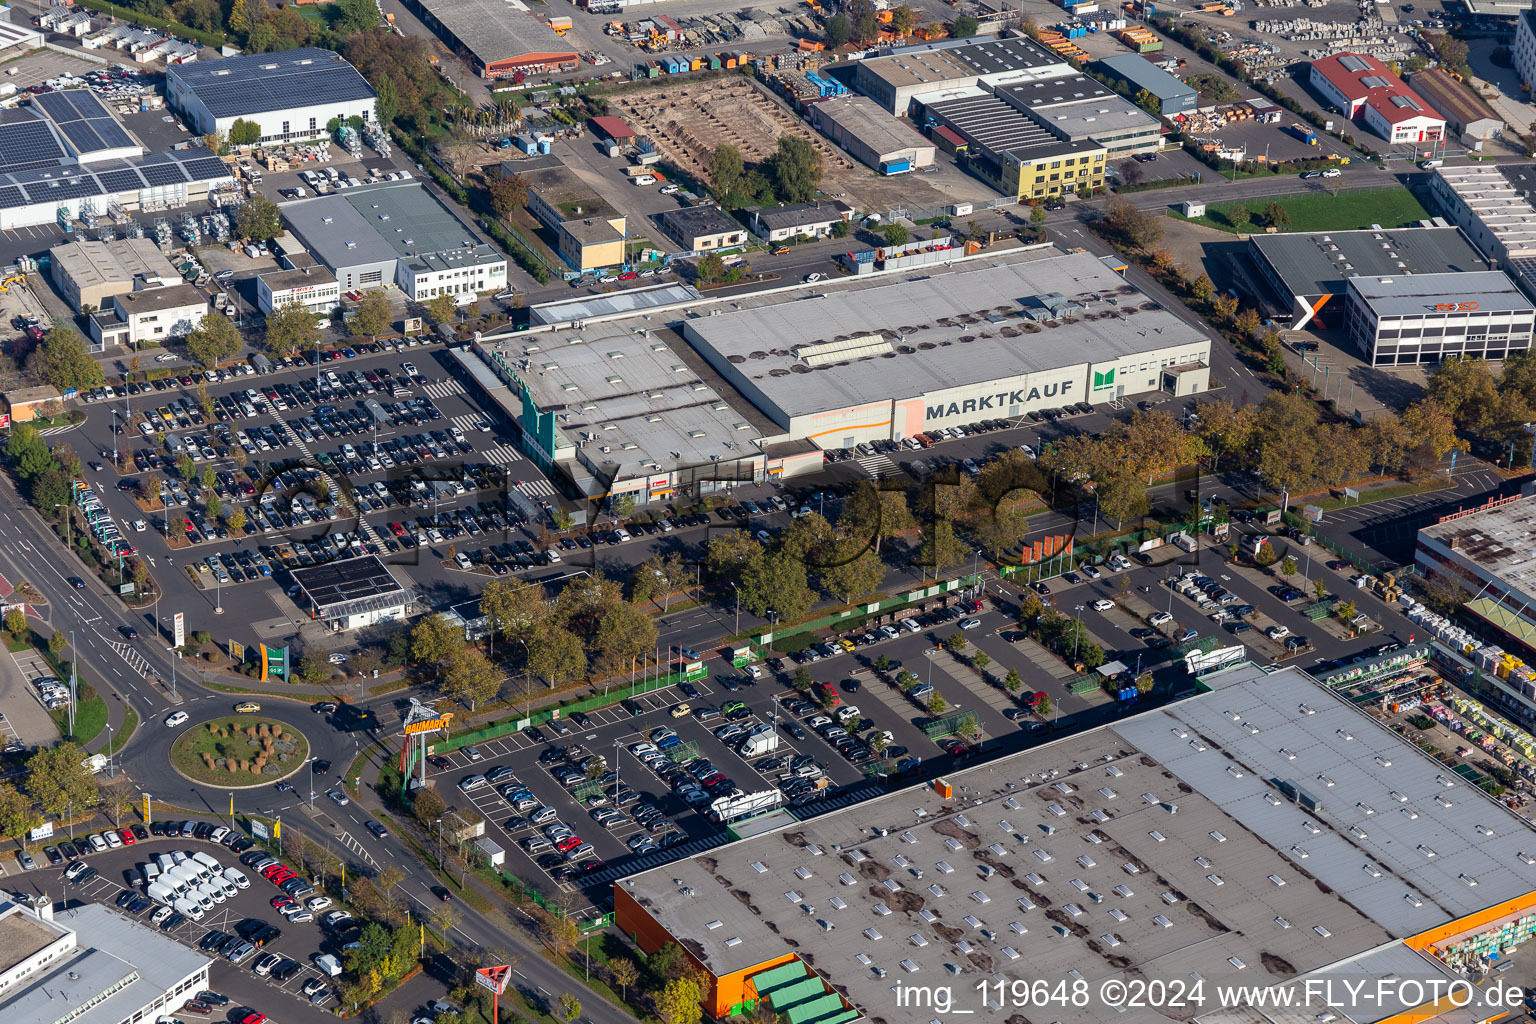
[{"left": 682, "top": 251, "right": 1210, "bottom": 448}]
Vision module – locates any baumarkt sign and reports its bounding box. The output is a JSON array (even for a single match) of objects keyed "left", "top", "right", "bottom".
[{"left": 403, "top": 714, "right": 454, "bottom": 735}]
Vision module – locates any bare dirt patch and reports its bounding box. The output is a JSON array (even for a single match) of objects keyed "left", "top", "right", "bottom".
[{"left": 606, "top": 79, "right": 965, "bottom": 215}]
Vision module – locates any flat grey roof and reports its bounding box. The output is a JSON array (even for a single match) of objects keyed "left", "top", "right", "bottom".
[
  {"left": 660, "top": 205, "right": 744, "bottom": 242},
  {"left": 1024, "top": 93, "right": 1161, "bottom": 141},
  {"left": 1251, "top": 226, "right": 1489, "bottom": 298},
  {"left": 51, "top": 238, "right": 177, "bottom": 290},
  {"left": 260, "top": 264, "right": 338, "bottom": 292},
  {"left": 562, "top": 217, "right": 625, "bottom": 245},
  {"left": 809, "top": 96, "right": 935, "bottom": 158},
  {"left": 1434, "top": 164, "right": 1536, "bottom": 258},
  {"left": 7, "top": 903, "right": 208, "bottom": 1024},
  {"left": 0, "top": 907, "right": 64, "bottom": 976},
  {"left": 1418, "top": 494, "right": 1536, "bottom": 582},
  {"left": 1000, "top": 72, "right": 1115, "bottom": 110},
  {"left": 620, "top": 663, "right": 1536, "bottom": 1022},
  {"left": 1098, "top": 53, "right": 1199, "bottom": 101},
  {"left": 115, "top": 283, "right": 205, "bottom": 314},
  {"left": 282, "top": 181, "right": 500, "bottom": 272},
  {"left": 1348, "top": 270, "right": 1533, "bottom": 317},
  {"left": 681, "top": 251, "right": 1207, "bottom": 420},
  {"left": 412, "top": 0, "right": 573, "bottom": 66},
  {"left": 859, "top": 36, "right": 1064, "bottom": 91},
  {"left": 168, "top": 48, "right": 374, "bottom": 119},
  {"left": 481, "top": 324, "right": 766, "bottom": 473}
]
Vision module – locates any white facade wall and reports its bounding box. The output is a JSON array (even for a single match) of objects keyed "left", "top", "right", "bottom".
[
  {"left": 754, "top": 218, "right": 841, "bottom": 243},
  {"left": 1362, "top": 103, "right": 1444, "bottom": 143},
  {"left": 117, "top": 299, "right": 207, "bottom": 345},
  {"left": 257, "top": 276, "right": 340, "bottom": 314},
  {"left": 1516, "top": 12, "right": 1536, "bottom": 101},
  {"left": 1310, "top": 64, "right": 1362, "bottom": 116},
  {"left": 170, "top": 87, "right": 376, "bottom": 145},
  {"left": 402, "top": 259, "right": 509, "bottom": 304}
]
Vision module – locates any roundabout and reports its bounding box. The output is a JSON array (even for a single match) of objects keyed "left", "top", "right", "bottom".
[{"left": 169, "top": 715, "right": 311, "bottom": 787}]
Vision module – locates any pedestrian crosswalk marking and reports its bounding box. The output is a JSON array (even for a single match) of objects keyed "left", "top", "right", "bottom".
[
  {"left": 422, "top": 380, "right": 464, "bottom": 400},
  {"left": 515, "top": 478, "right": 557, "bottom": 499},
  {"left": 854, "top": 452, "right": 897, "bottom": 478}
]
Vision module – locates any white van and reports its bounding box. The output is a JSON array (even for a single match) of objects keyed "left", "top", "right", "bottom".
[
  {"left": 222, "top": 867, "right": 250, "bottom": 889},
  {"left": 192, "top": 851, "right": 222, "bottom": 873},
  {"left": 146, "top": 881, "right": 175, "bottom": 905},
  {"left": 313, "top": 953, "right": 343, "bottom": 978},
  {"left": 173, "top": 896, "right": 205, "bottom": 922}
]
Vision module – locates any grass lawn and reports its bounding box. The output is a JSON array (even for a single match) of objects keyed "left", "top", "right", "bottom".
[
  {"left": 106, "top": 707, "right": 138, "bottom": 756},
  {"left": 56, "top": 686, "right": 107, "bottom": 746},
  {"left": 170, "top": 716, "right": 308, "bottom": 786},
  {"left": 1177, "top": 187, "right": 1430, "bottom": 234}
]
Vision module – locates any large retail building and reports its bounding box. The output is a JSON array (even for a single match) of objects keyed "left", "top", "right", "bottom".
[
  {"left": 616, "top": 660, "right": 1536, "bottom": 1023},
  {"left": 680, "top": 250, "right": 1209, "bottom": 446},
  {"left": 465, "top": 249, "right": 1209, "bottom": 504}
]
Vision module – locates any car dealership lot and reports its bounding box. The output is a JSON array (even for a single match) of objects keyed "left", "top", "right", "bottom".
[{"left": 30, "top": 826, "right": 350, "bottom": 1020}]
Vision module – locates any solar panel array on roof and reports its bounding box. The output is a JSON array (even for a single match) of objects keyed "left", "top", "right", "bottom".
[
  {"left": 139, "top": 161, "right": 189, "bottom": 188},
  {"left": 96, "top": 168, "right": 144, "bottom": 193},
  {"left": 180, "top": 156, "right": 229, "bottom": 180},
  {"left": 0, "top": 148, "right": 231, "bottom": 210},
  {"left": 33, "top": 90, "right": 139, "bottom": 155},
  {"left": 169, "top": 48, "right": 375, "bottom": 120},
  {"left": 0, "top": 117, "right": 70, "bottom": 174}
]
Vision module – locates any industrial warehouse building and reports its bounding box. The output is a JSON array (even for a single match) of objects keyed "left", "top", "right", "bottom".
[
  {"left": 617, "top": 660, "right": 1536, "bottom": 1023},
  {"left": 463, "top": 249, "right": 1205, "bottom": 501},
  {"left": 403, "top": 0, "right": 577, "bottom": 78},
  {"left": 0, "top": 114, "right": 231, "bottom": 230},
  {"left": 1345, "top": 270, "right": 1535, "bottom": 365},
  {"left": 475, "top": 324, "right": 800, "bottom": 506},
  {"left": 1310, "top": 52, "right": 1445, "bottom": 144},
  {"left": 1096, "top": 52, "right": 1198, "bottom": 115},
  {"left": 679, "top": 250, "right": 1208, "bottom": 445},
  {"left": 1429, "top": 164, "right": 1536, "bottom": 268},
  {"left": 923, "top": 91, "right": 1106, "bottom": 200},
  {"left": 50, "top": 237, "right": 179, "bottom": 312},
  {"left": 1409, "top": 68, "right": 1504, "bottom": 142},
  {"left": 854, "top": 36, "right": 1067, "bottom": 115},
  {"left": 166, "top": 48, "right": 377, "bottom": 145},
  {"left": 281, "top": 180, "right": 507, "bottom": 303},
  {"left": 1249, "top": 225, "right": 1490, "bottom": 329},
  {"left": 990, "top": 75, "right": 1162, "bottom": 156},
  {"left": 1418, "top": 495, "right": 1536, "bottom": 702},
  {"left": 0, "top": 899, "right": 210, "bottom": 1024},
  {"left": 806, "top": 95, "right": 935, "bottom": 175}
]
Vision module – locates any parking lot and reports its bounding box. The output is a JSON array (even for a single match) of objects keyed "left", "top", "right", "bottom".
[
  {"left": 11, "top": 821, "right": 361, "bottom": 1022},
  {"left": 70, "top": 339, "right": 571, "bottom": 628}
]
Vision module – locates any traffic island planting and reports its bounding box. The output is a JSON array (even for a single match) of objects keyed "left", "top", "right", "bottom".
[{"left": 170, "top": 716, "right": 309, "bottom": 786}]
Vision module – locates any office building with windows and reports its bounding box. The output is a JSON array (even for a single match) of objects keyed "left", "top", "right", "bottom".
[{"left": 1343, "top": 270, "right": 1535, "bottom": 365}]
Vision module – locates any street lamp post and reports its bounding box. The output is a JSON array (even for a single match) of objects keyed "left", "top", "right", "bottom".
[
  {"left": 730, "top": 582, "right": 740, "bottom": 637},
  {"left": 105, "top": 723, "right": 115, "bottom": 777},
  {"left": 1073, "top": 605, "right": 1085, "bottom": 664},
  {"left": 308, "top": 756, "right": 317, "bottom": 809}
]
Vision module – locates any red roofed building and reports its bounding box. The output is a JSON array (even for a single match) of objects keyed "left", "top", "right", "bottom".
[
  {"left": 1309, "top": 52, "right": 1445, "bottom": 144},
  {"left": 591, "top": 115, "right": 636, "bottom": 143}
]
